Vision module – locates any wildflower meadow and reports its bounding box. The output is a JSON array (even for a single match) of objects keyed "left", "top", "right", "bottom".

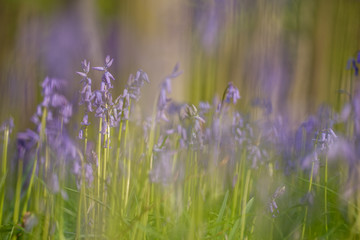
[{"left": 1, "top": 1, "right": 360, "bottom": 239}]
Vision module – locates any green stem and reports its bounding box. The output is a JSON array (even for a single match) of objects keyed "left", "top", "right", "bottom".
[
  {"left": 301, "top": 160, "right": 315, "bottom": 240},
  {"left": 240, "top": 170, "right": 251, "bottom": 240},
  {"left": 324, "top": 155, "right": 328, "bottom": 237},
  {"left": 110, "top": 120, "right": 123, "bottom": 216},
  {"left": 22, "top": 108, "right": 47, "bottom": 216},
  {"left": 13, "top": 158, "right": 23, "bottom": 225},
  {"left": 96, "top": 117, "right": 102, "bottom": 233},
  {"left": 76, "top": 152, "right": 87, "bottom": 240},
  {"left": 0, "top": 128, "right": 9, "bottom": 225}
]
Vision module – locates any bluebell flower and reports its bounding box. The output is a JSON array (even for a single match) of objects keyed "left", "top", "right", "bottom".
[
  {"left": 51, "top": 93, "right": 69, "bottom": 108},
  {"left": 347, "top": 58, "right": 359, "bottom": 76},
  {"left": 81, "top": 113, "right": 90, "bottom": 126},
  {"left": 224, "top": 82, "right": 240, "bottom": 104},
  {"left": 93, "top": 55, "right": 115, "bottom": 91},
  {"left": 252, "top": 98, "right": 272, "bottom": 115},
  {"left": 78, "top": 129, "right": 84, "bottom": 139},
  {"left": 92, "top": 90, "right": 103, "bottom": 107},
  {"left": 198, "top": 101, "right": 211, "bottom": 115},
  {"left": 60, "top": 104, "right": 72, "bottom": 123},
  {"left": 268, "top": 186, "right": 285, "bottom": 217},
  {"left": 0, "top": 117, "right": 14, "bottom": 133},
  {"left": 157, "top": 64, "right": 182, "bottom": 122},
  {"left": 126, "top": 70, "right": 150, "bottom": 101}
]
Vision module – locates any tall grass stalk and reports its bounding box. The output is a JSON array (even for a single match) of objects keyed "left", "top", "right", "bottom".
[
  {"left": 0, "top": 127, "right": 9, "bottom": 225},
  {"left": 240, "top": 169, "right": 251, "bottom": 240},
  {"left": 96, "top": 117, "right": 103, "bottom": 234},
  {"left": 301, "top": 160, "right": 315, "bottom": 240},
  {"left": 324, "top": 155, "right": 328, "bottom": 238},
  {"left": 22, "top": 108, "right": 47, "bottom": 216},
  {"left": 12, "top": 157, "right": 23, "bottom": 225}
]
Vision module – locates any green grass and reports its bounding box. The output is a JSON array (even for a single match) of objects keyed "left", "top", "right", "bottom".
[{"left": 0, "top": 63, "right": 359, "bottom": 240}]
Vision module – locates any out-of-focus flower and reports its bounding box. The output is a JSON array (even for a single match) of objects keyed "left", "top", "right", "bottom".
[
  {"left": 0, "top": 117, "right": 14, "bottom": 133},
  {"left": 247, "top": 144, "right": 268, "bottom": 169},
  {"left": 93, "top": 55, "right": 115, "bottom": 91},
  {"left": 149, "top": 151, "right": 181, "bottom": 185},
  {"left": 268, "top": 186, "right": 285, "bottom": 217},
  {"left": 81, "top": 113, "right": 90, "bottom": 126},
  {"left": 224, "top": 82, "right": 240, "bottom": 104},
  {"left": 157, "top": 64, "right": 182, "bottom": 122},
  {"left": 294, "top": 116, "right": 318, "bottom": 157},
  {"left": 347, "top": 58, "right": 359, "bottom": 76},
  {"left": 126, "top": 69, "right": 150, "bottom": 101},
  {"left": 60, "top": 104, "right": 72, "bottom": 123},
  {"left": 301, "top": 151, "right": 320, "bottom": 177},
  {"left": 314, "top": 128, "right": 337, "bottom": 151},
  {"left": 252, "top": 98, "right": 272, "bottom": 116}
]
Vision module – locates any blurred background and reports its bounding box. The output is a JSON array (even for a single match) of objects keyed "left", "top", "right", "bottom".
[{"left": 0, "top": 0, "right": 359, "bottom": 130}]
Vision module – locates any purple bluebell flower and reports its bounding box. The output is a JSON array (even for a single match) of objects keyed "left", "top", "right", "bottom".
[
  {"left": 327, "top": 137, "right": 356, "bottom": 162},
  {"left": 38, "top": 77, "right": 73, "bottom": 128},
  {"left": 31, "top": 114, "right": 40, "bottom": 126},
  {"left": 60, "top": 104, "right": 72, "bottom": 123},
  {"left": 81, "top": 113, "right": 90, "bottom": 126},
  {"left": 224, "top": 82, "right": 240, "bottom": 104},
  {"left": 268, "top": 186, "right": 285, "bottom": 217},
  {"left": 339, "top": 103, "right": 352, "bottom": 122},
  {"left": 347, "top": 58, "right": 359, "bottom": 76},
  {"left": 95, "top": 106, "right": 105, "bottom": 118},
  {"left": 17, "top": 129, "right": 40, "bottom": 154},
  {"left": 179, "top": 104, "right": 206, "bottom": 148},
  {"left": 252, "top": 98, "right": 272, "bottom": 115},
  {"left": 157, "top": 64, "right": 182, "bottom": 122},
  {"left": 198, "top": 101, "right": 211, "bottom": 115},
  {"left": 51, "top": 93, "right": 69, "bottom": 108},
  {"left": 100, "top": 118, "right": 108, "bottom": 135},
  {"left": 314, "top": 128, "right": 337, "bottom": 151},
  {"left": 92, "top": 90, "right": 103, "bottom": 107},
  {"left": 78, "top": 129, "right": 84, "bottom": 140},
  {"left": 294, "top": 116, "right": 318, "bottom": 157},
  {"left": 41, "top": 77, "right": 65, "bottom": 93},
  {"left": 17, "top": 129, "right": 39, "bottom": 142},
  {"left": 47, "top": 111, "right": 53, "bottom": 121},
  {"left": 247, "top": 144, "right": 268, "bottom": 168},
  {"left": 177, "top": 125, "right": 187, "bottom": 148},
  {"left": 93, "top": 55, "right": 115, "bottom": 92},
  {"left": 126, "top": 70, "right": 150, "bottom": 101},
  {"left": 85, "top": 163, "right": 94, "bottom": 186},
  {"left": 0, "top": 117, "right": 14, "bottom": 133},
  {"left": 73, "top": 160, "right": 81, "bottom": 176}
]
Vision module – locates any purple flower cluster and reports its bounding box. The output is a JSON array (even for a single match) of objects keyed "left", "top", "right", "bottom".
[
  {"left": 16, "top": 76, "right": 79, "bottom": 193},
  {"left": 31, "top": 77, "right": 73, "bottom": 127},
  {"left": 347, "top": 50, "right": 360, "bottom": 76},
  {"left": 77, "top": 56, "right": 150, "bottom": 139},
  {"left": 157, "top": 64, "right": 182, "bottom": 122},
  {"left": 224, "top": 82, "right": 241, "bottom": 105},
  {"left": 0, "top": 117, "right": 14, "bottom": 133}
]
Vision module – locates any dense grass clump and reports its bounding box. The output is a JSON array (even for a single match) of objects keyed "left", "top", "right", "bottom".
[{"left": 0, "top": 55, "right": 360, "bottom": 239}]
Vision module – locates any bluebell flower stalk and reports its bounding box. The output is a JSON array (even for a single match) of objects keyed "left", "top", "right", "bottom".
[{"left": 0, "top": 117, "right": 13, "bottom": 226}]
